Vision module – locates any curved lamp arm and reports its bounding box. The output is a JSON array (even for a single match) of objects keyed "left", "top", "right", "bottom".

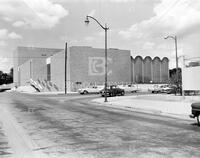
[
  {"left": 164, "top": 35, "right": 176, "bottom": 40},
  {"left": 86, "top": 15, "right": 109, "bottom": 30}
]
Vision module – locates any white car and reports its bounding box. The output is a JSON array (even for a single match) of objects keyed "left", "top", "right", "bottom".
[
  {"left": 118, "top": 84, "right": 139, "bottom": 93},
  {"left": 148, "top": 85, "right": 163, "bottom": 93},
  {"left": 78, "top": 86, "right": 104, "bottom": 94}
]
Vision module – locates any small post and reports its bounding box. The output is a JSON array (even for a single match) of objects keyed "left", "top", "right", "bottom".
[{"left": 65, "top": 42, "right": 67, "bottom": 94}]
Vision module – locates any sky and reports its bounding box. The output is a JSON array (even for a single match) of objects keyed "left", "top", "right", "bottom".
[{"left": 0, "top": 0, "right": 200, "bottom": 72}]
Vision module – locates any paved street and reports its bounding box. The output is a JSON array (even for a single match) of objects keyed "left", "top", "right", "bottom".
[
  {"left": 0, "top": 92, "right": 200, "bottom": 158},
  {"left": 0, "top": 123, "right": 13, "bottom": 158}
]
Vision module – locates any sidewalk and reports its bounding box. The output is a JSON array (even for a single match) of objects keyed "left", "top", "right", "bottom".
[
  {"left": 0, "top": 96, "right": 48, "bottom": 158},
  {"left": 92, "top": 94, "right": 200, "bottom": 120}
]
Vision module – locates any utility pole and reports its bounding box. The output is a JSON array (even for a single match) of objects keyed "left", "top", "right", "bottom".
[{"left": 64, "top": 42, "right": 67, "bottom": 94}]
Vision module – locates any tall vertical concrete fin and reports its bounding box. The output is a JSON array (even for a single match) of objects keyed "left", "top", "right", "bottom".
[
  {"left": 161, "top": 57, "right": 169, "bottom": 83},
  {"left": 152, "top": 57, "right": 161, "bottom": 83},
  {"left": 143, "top": 56, "right": 152, "bottom": 83},
  {"left": 134, "top": 56, "right": 143, "bottom": 83}
]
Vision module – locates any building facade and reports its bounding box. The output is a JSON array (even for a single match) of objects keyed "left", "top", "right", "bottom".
[
  {"left": 131, "top": 56, "right": 169, "bottom": 83},
  {"left": 13, "top": 46, "right": 169, "bottom": 92},
  {"left": 13, "top": 46, "right": 63, "bottom": 87},
  {"left": 50, "top": 46, "right": 132, "bottom": 91}
]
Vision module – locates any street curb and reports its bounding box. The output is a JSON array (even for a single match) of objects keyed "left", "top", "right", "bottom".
[{"left": 91, "top": 101, "right": 191, "bottom": 121}]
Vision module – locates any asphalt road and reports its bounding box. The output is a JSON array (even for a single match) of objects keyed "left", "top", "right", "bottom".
[{"left": 0, "top": 92, "right": 200, "bottom": 158}]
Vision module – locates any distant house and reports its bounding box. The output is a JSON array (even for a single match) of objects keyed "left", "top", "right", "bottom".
[{"left": 182, "top": 60, "right": 200, "bottom": 92}]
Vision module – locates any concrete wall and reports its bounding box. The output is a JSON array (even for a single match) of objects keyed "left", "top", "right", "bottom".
[
  {"left": 182, "top": 66, "right": 200, "bottom": 90},
  {"left": 50, "top": 46, "right": 131, "bottom": 91},
  {"left": 13, "top": 46, "right": 63, "bottom": 86},
  {"left": 69, "top": 47, "right": 131, "bottom": 85},
  {"left": 50, "top": 51, "right": 65, "bottom": 91},
  {"left": 17, "top": 58, "right": 48, "bottom": 86},
  {"left": 31, "top": 58, "right": 47, "bottom": 82},
  {"left": 19, "top": 60, "right": 31, "bottom": 86}
]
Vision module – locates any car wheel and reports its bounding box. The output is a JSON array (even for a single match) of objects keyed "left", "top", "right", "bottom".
[
  {"left": 121, "top": 91, "right": 125, "bottom": 96},
  {"left": 83, "top": 90, "right": 88, "bottom": 94}
]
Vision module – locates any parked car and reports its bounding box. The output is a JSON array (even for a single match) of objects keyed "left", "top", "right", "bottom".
[
  {"left": 0, "top": 84, "right": 11, "bottom": 92},
  {"left": 148, "top": 85, "right": 162, "bottom": 93},
  {"left": 101, "top": 85, "right": 125, "bottom": 97},
  {"left": 189, "top": 102, "right": 200, "bottom": 125},
  {"left": 118, "top": 84, "right": 139, "bottom": 93},
  {"left": 166, "top": 85, "right": 182, "bottom": 95},
  {"left": 78, "top": 86, "right": 104, "bottom": 94},
  {"left": 160, "top": 84, "right": 175, "bottom": 93}
]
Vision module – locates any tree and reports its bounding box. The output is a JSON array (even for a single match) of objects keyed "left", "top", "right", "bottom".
[
  {"left": 169, "top": 68, "right": 182, "bottom": 95},
  {"left": 0, "top": 68, "right": 13, "bottom": 85}
]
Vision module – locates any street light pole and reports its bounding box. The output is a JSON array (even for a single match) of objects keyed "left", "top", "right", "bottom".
[
  {"left": 105, "top": 24, "right": 108, "bottom": 102},
  {"left": 85, "top": 15, "right": 109, "bottom": 102},
  {"left": 174, "top": 36, "right": 178, "bottom": 71},
  {"left": 64, "top": 42, "right": 67, "bottom": 94},
  {"left": 164, "top": 35, "right": 180, "bottom": 93},
  {"left": 164, "top": 35, "right": 178, "bottom": 72}
]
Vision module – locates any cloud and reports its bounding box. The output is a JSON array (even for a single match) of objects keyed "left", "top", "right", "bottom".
[
  {"left": 142, "top": 42, "right": 155, "bottom": 50},
  {"left": 8, "top": 32, "right": 22, "bottom": 39},
  {"left": 84, "top": 36, "right": 95, "bottom": 42},
  {"left": 119, "top": 0, "right": 200, "bottom": 40},
  {"left": 0, "top": 41, "right": 6, "bottom": 46},
  {"left": 2, "top": 17, "right": 13, "bottom": 22},
  {"left": 0, "top": 29, "right": 8, "bottom": 39},
  {"left": 88, "top": 9, "right": 96, "bottom": 16},
  {"left": 0, "top": 57, "right": 8, "bottom": 63},
  {"left": 0, "top": 57, "right": 10, "bottom": 73},
  {"left": 12, "top": 21, "right": 26, "bottom": 27},
  {"left": 0, "top": 0, "right": 69, "bottom": 29},
  {"left": 0, "top": 29, "right": 22, "bottom": 40}
]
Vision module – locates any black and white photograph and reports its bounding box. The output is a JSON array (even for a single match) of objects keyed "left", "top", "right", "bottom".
[{"left": 0, "top": 0, "right": 200, "bottom": 157}]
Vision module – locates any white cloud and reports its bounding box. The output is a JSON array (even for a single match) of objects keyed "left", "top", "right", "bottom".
[
  {"left": 0, "top": 29, "right": 8, "bottom": 39},
  {"left": 88, "top": 9, "right": 96, "bottom": 16},
  {"left": 2, "top": 17, "right": 13, "bottom": 22},
  {"left": 85, "top": 36, "right": 95, "bottom": 42},
  {"left": 119, "top": 0, "right": 200, "bottom": 40},
  {"left": 142, "top": 42, "right": 155, "bottom": 50},
  {"left": 13, "top": 21, "right": 26, "bottom": 27},
  {"left": 0, "top": 57, "right": 11, "bottom": 73},
  {"left": 8, "top": 32, "right": 22, "bottom": 39},
  {"left": 0, "top": 29, "right": 22, "bottom": 40},
  {"left": 0, "top": 57, "right": 8, "bottom": 63},
  {"left": 0, "top": 0, "right": 69, "bottom": 29},
  {"left": 0, "top": 41, "right": 6, "bottom": 46}
]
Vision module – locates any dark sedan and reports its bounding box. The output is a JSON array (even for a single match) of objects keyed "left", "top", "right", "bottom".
[
  {"left": 101, "top": 85, "right": 125, "bottom": 97},
  {"left": 190, "top": 102, "right": 200, "bottom": 125}
]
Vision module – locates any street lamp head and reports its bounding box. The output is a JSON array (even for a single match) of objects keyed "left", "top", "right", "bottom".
[
  {"left": 85, "top": 16, "right": 90, "bottom": 25},
  {"left": 164, "top": 35, "right": 176, "bottom": 40},
  {"left": 164, "top": 36, "right": 169, "bottom": 39}
]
